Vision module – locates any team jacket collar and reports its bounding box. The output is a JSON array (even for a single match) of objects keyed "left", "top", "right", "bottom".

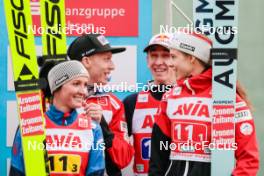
[
  {"left": 178, "top": 68, "right": 212, "bottom": 95},
  {"left": 46, "top": 105, "right": 77, "bottom": 125}
]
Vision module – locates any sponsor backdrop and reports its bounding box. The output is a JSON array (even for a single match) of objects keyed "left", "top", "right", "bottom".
[
  {"left": 0, "top": 0, "right": 152, "bottom": 175},
  {"left": 31, "top": 0, "right": 138, "bottom": 36}
]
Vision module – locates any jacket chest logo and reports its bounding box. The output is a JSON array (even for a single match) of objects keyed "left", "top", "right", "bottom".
[
  {"left": 142, "top": 114, "right": 155, "bottom": 129},
  {"left": 168, "top": 98, "right": 212, "bottom": 119},
  {"left": 46, "top": 132, "right": 83, "bottom": 149},
  {"left": 173, "top": 101, "right": 210, "bottom": 118}
]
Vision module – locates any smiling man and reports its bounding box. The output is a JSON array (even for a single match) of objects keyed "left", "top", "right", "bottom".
[
  {"left": 67, "top": 34, "right": 134, "bottom": 176},
  {"left": 123, "top": 33, "right": 177, "bottom": 176}
]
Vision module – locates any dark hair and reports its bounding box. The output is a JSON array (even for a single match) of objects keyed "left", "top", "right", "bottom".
[
  {"left": 39, "top": 60, "right": 66, "bottom": 111},
  {"left": 39, "top": 61, "right": 58, "bottom": 98}
]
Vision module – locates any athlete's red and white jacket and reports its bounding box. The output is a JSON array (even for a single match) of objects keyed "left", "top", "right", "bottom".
[
  {"left": 131, "top": 91, "right": 160, "bottom": 175},
  {"left": 45, "top": 114, "right": 92, "bottom": 176},
  {"left": 149, "top": 68, "right": 259, "bottom": 176},
  {"left": 123, "top": 83, "right": 173, "bottom": 176},
  {"left": 86, "top": 92, "right": 134, "bottom": 174}
]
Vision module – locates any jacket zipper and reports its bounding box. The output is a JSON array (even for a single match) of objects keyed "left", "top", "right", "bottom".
[
  {"left": 183, "top": 161, "right": 189, "bottom": 176},
  {"left": 164, "top": 160, "right": 173, "bottom": 176}
]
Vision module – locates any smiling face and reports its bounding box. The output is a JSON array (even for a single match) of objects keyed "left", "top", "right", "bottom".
[
  {"left": 170, "top": 48, "right": 193, "bottom": 80},
  {"left": 82, "top": 51, "right": 114, "bottom": 85},
  {"left": 147, "top": 45, "right": 176, "bottom": 85},
  {"left": 53, "top": 76, "right": 89, "bottom": 112}
]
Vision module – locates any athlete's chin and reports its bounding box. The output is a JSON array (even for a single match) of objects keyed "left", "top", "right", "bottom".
[
  {"left": 154, "top": 75, "right": 169, "bottom": 82},
  {"left": 100, "top": 78, "right": 109, "bottom": 85},
  {"left": 70, "top": 102, "right": 83, "bottom": 109}
]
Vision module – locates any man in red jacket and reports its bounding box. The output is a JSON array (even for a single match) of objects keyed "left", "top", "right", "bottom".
[
  {"left": 123, "top": 33, "right": 177, "bottom": 175},
  {"left": 67, "top": 34, "right": 134, "bottom": 176}
]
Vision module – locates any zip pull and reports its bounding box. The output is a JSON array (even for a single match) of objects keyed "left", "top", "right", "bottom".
[{"left": 62, "top": 112, "right": 70, "bottom": 126}]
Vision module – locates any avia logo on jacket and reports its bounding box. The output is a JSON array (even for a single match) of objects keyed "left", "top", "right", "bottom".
[
  {"left": 172, "top": 100, "right": 210, "bottom": 118},
  {"left": 168, "top": 97, "right": 212, "bottom": 120},
  {"left": 142, "top": 114, "right": 155, "bottom": 129},
  {"left": 46, "top": 129, "right": 93, "bottom": 151},
  {"left": 46, "top": 132, "right": 82, "bottom": 148}
]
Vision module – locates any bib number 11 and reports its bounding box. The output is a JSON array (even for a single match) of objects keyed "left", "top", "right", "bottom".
[{"left": 173, "top": 122, "right": 207, "bottom": 142}]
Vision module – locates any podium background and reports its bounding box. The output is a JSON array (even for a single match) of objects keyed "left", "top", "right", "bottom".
[{"left": 0, "top": 0, "right": 263, "bottom": 175}]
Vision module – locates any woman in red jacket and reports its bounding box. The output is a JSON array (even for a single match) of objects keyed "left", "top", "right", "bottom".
[{"left": 149, "top": 31, "right": 259, "bottom": 176}]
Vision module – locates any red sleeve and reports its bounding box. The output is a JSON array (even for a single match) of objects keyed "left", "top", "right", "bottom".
[
  {"left": 232, "top": 95, "right": 259, "bottom": 176},
  {"left": 107, "top": 94, "right": 134, "bottom": 169},
  {"left": 155, "top": 92, "right": 171, "bottom": 138}
]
